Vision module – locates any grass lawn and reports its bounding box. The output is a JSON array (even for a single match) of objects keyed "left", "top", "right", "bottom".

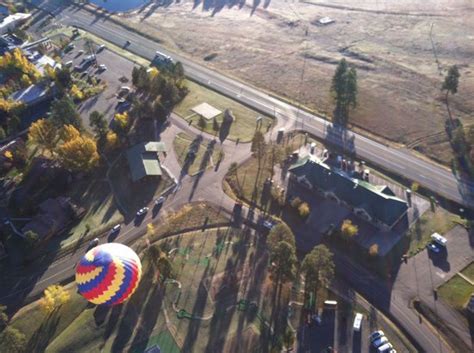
[
  {"left": 406, "top": 208, "right": 463, "bottom": 257},
  {"left": 461, "top": 262, "right": 474, "bottom": 282},
  {"left": 438, "top": 274, "right": 474, "bottom": 311},
  {"left": 173, "top": 132, "right": 223, "bottom": 176},
  {"left": 174, "top": 80, "right": 273, "bottom": 143},
  {"left": 225, "top": 132, "right": 316, "bottom": 211},
  {"left": 109, "top": 155, "right": 174, "bottom": 217}
]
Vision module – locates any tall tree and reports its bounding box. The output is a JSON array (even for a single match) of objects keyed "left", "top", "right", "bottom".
[
  {"left": 331, "top": 59, "right": 358, "bottom": 125},
  {"left": 28, "top": 118, "right": 57, "bottom": 154},
  {"left": 57, "top": 126, "right": 99, "bottom": 172},
  {"left": 89, "top": 111, "right": 108, "bottom": 139},
  {"left": 300, "top": 245, "right": 335, "bottom": 308},
  {"left": 267, "top": 223, "right": 295, "bottom": 251},
  {"left": 50, "top": 96, "right": 82, "bottom": 130},
  {"left": 270, "top": 240, "right": 297, "bottom": 290},
  {"left": 251, "top": 129, "right": 267, "bottom": 177},
  {"left": 442, "top": 65, "right": 460, "bottom": 125},
  {"left": 282, "top": 326, "right": 295, "bottom": 352}
]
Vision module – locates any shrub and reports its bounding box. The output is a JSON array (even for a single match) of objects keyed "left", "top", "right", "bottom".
[
  {"left": 290, "top": 197, "right": 302, "bottom": 208},
  {"left": 340, "top": 219, "right": 358, "bottom": 239},
  {"left": 369, "top": 244, "right": 379, "bottom": 257},
  {"left": 298, "top": 202, "right": 311, "bottom": 218}
]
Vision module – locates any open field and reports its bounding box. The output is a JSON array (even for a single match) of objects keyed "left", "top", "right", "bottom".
[
  {"left": 174, "top": 80, "right": 273, "bottom": 142},
  {"left": 173, "top": 132, "right": 223, "bottom": 176},
  {"left": 105, "top": 0, "right": 474, "bottom": 164},
  {"left": 438, "top": 273, "right": 474, "bottom": 311}
]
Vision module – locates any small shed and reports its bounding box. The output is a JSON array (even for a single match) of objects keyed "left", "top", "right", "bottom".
[
  {"left": 191, "top": 102, "right": 222, "bottom": 121},
  {"left": 126, "top": 141, "right": 167, "bottom": 182}
]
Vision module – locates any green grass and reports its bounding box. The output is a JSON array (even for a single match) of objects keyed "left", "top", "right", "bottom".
[
  {"left": 174, "top": 80, "right": 273, "bottom": 143},
  {"left": 406, "top": 208, "right": 463, "bottom": 257},
  {"left": 173, "top": 132, "right": 223, "bottom": 176},
  {"left": 438, "top": 274, "right": 474, "bottom": 310},
  {"left": 10, "top": 285, "right": 89, "bottom": 352},
  {"left": 461, "top": 262, "right": 474, "bottom": 282},
  {"left": 225, "top": 132, "right": 315, "bottom": 211}
]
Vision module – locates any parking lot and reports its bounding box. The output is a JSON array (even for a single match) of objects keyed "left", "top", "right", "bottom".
[{"left": 61, "top": 37, "right": 138, "bottom": 127}]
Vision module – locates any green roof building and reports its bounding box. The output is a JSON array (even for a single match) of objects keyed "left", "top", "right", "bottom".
[
  {"left": 126, "top": 141, "right": 166, "bottom": 182},
  {"left": 288, "top": 155, "right": 408, "bottom": 229}
]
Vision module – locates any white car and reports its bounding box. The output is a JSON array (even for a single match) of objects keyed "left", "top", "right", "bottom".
[
  {"left": 369, "top": 330, "right": 385, "bottom": 342},
  {"left": 155, "top": 196, "right": 165, "bottom": 206},
  {"left": 98, "top": 64, "right": 107, "bottom": 71},
  {"left": 88, "top": 238, "right": 99, "bottom": 249},
  {"left": 373, "top": 336, "right": 389, "bottom": 348},
  {"left": 377, "top": 342, "right": 394, "bottom": 353},
  {"left": 97, "top": 44, "right": 106, "bottom": 52},
  {"left": 136, "top": 207, "right": 149, "bottom": 217},
  {"left": 110, "top": 224, "right": 121, "bottom": 234}
]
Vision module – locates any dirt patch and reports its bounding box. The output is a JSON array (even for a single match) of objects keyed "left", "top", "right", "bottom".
[{"left": 107, "top": 0, "right": 473, "bottom": 164}]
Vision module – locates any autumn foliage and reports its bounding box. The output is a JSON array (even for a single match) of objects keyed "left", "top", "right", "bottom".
[{"left": 39, "top": 285, "right": 70, "bottom": 314}]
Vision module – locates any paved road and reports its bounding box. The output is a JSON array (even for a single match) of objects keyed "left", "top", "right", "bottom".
[{"left": 37, "top": 1, "right": 474, "bottom": 210}]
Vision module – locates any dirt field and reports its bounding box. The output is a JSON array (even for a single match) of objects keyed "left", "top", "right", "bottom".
[{"left": 108, "top": 0, "right": 474, "bottom": 164}]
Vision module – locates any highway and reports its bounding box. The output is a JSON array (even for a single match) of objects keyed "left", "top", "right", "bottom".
[{"left": 39, "top": 2, "right": 474, "bottom": 210}]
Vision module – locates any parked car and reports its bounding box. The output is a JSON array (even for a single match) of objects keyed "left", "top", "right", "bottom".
[
  {"left": 88, "top": 238, "right": 99, "bottom": 249},
  {"left": 372, "top": 336, "right": 389, "bottom": 348},
  {"left": 77, "top": 49, "right": 84, "bottom": 55},
  {"left": 369, "top": 330, "right": 385, "bottom": 343},
  {"left": 262, "top": 219, "right": 276, "bottom": 230},
  {"left": 98, "top": 64, "right": 107, "bottom": 71},
  {"left": 97, "top": 44, "right": 106, "bottom": 52},
  {"left": 110, "top": 224, "right": 121, "bottom": 234},
  {"left": 136, "top": 207, "right": 149, "bottom": 217},
  {"left": 427, "top": 242, "right": 441, "bottom": 253},
  {"left": 377, "top": 342, "right": 394, "bottom": 353},
  {"left": 155, "top": 196, "right": 165, "bottom": 206},
  {"left": 64, "top": 60, "right": 73, "bottom": 68}
]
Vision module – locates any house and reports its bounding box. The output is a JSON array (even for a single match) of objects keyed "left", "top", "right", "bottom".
[
  {"left": 288, "top": 155, "right": 408, "bottom": 229},
  {"left": 21, "top": 197, "right": 83, "bottom": 242},
  {"left": 126, "top": 141, "right": 167, "bottom": 182},
  {"left": 28, "top": 52, "right": 62, "bottom": 75},
  {"left": 0, "top": 13, "right": 31, "bottom": 34}
]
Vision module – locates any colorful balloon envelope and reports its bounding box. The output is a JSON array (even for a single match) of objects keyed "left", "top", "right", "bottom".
[{"left": 76, "top": 243, "right": 142, "bottom": 305}]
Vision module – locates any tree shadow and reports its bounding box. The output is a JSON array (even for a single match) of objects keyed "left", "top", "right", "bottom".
[
  {"left": 219, "top": 116, "right": 233, "bottom": 143},
  {"left": 324, "top": 123, "right": 356, "bottom": 156},
  {"left": 26, "top": 309, "right": 61, "bottom": 353}
]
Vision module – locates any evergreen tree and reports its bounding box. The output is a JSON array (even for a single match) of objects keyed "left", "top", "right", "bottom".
[
  {"left": 442, "top": 65, "right": 460, "bottom": 125},
  {"left": 331, "top": 59, "right": 358, "bottom": 124}
]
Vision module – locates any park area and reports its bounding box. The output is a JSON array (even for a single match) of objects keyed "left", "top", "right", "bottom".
[
  {"left": 173, "top": 133, "right": 224, "bottom": 176},
  {"left": 174, "top": 80, "right": 273, "bottom": 143},
  {"left": 5, "top": 227, "right": 293, "bottom": 353},
  {"left": 438, "top": 262, "right": 474, "bottom": 312}
]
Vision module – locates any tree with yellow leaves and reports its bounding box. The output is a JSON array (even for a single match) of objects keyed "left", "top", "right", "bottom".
[
  {"left": 28, "top": 118, "right": 58, "bottom": 154},
  {"left": 105, "top": 131, "right": 119, "bottom": 150},
  {"left": 114, "top": 112, "right": 129, "bottom": 130},
  {"left": 146, "top": 223, "right": 155, "bottom": 237},
  {"left": 39, "top": 285, "right": 70, "bottom": 314},
  {"left": 4, "top": 150, "right": 13, "bottom": 160},
  {"left": 0, "top": 48, "right": 41, "bottom": 87},
  {"left": 57, "top": 125, "right": 99, "bottom": 172},
  {"left": 70, "top": 84, "right": 84, "bottom": 101}
]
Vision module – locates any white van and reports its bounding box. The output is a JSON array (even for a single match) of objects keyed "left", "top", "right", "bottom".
[
  {"left": 431, "top": 232, "right": 447, "bottom": 247},
  {"left": 353, "top": 313, "right": 363, "bottom": 332}
]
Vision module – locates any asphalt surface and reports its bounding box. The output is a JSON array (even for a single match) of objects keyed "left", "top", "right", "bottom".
[{"left": 37, "top": 1, "right": 474, "bottom": 211}]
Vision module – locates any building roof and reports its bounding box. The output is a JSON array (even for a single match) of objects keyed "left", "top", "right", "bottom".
[
  {"left": 29, "top": 52, "right": 61, "bottom": 75},
  {"left": 9, "top": 82, "right": 52, "bottom": 105},
  {"left": 289, "top": 155, "right": 408, "bottom": 227},
  {"left": 0, "top": 13, "right": 31, "bottom": 34},
  {"left": 126, "top": 142, "right": 166, "bottom": 182},
  {"left": 192, "top": 102, "right": 222, "bottom": 120}
]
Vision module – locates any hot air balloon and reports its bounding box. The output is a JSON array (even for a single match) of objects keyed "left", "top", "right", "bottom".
[{"left": 75, "top": 243, "right": 142, "bottom": 305}]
